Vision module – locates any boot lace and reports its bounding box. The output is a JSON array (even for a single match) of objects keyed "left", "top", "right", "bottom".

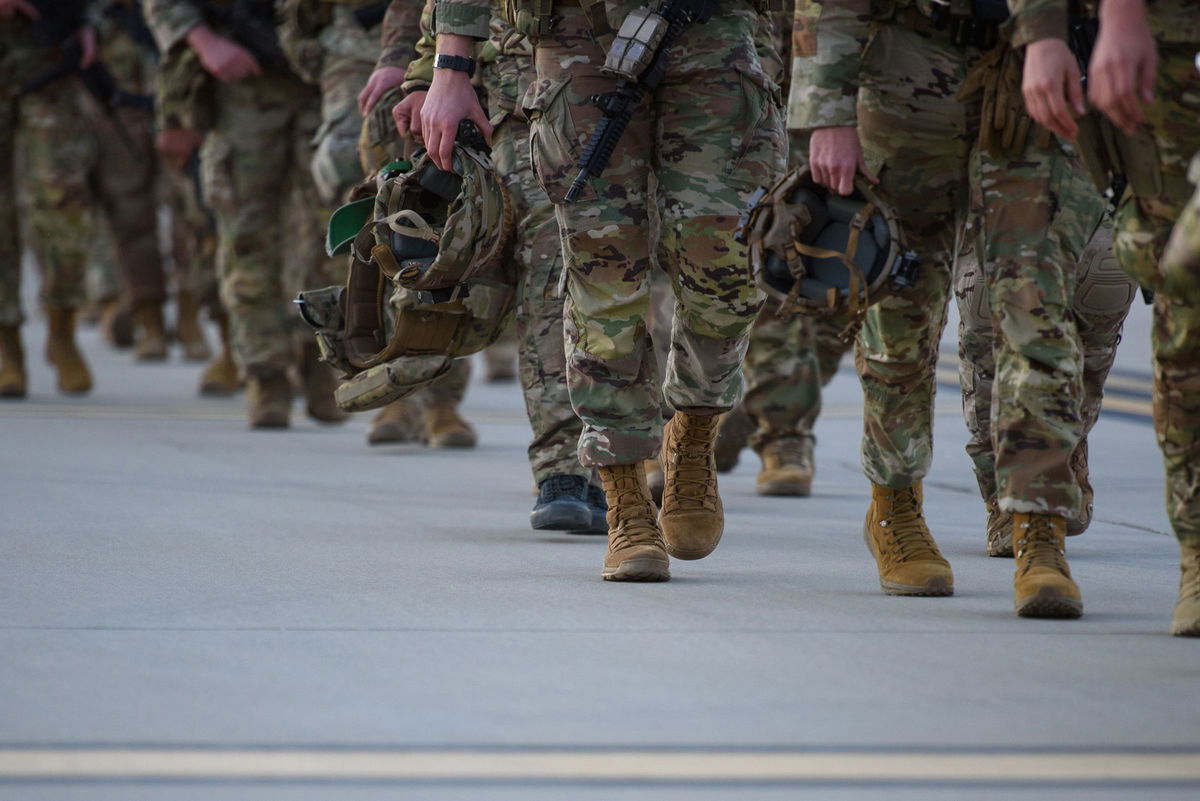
[
  {"left": 605, "top": 475, "right": 661, "bottom": 551},
  {"left": 537, "top": 474, "right": 588, "bottom": 504},
  {"left": 769, "top": 438, "right": 812, "bottom": 470},
  {"left": 667, "top": 416, "right": 719, "bottom": 512},
  {"left": 1014, "top": 517, "right": 1069, "bottom": 576},
  {"left": 879, "top": 488, "right": 939, "bottom": 562}
]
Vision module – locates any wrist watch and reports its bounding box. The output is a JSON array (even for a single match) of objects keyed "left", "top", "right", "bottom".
[{"left": 433, "top": 54, "right": 476, "bottom": 78}]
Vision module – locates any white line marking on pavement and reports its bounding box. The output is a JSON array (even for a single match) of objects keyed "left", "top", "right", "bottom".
[{"left": 1, "top": 750, "right": 1198, "bottom": 783}]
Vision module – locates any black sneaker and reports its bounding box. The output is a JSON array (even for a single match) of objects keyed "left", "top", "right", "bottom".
[
  {"left": 530, "top": 474, "right": 592, "bottom": 531},
  {"left": 577, "top": 483, "right": 608, "bottom": 535}
]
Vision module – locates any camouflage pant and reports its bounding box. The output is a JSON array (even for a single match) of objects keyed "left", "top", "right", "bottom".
[
  {"left": 309, "top": 8, "right": 378, "bottom": 204},
  {"left": 955, "top": 222, "right": 1135, "bottom": 505},
  {"left": 855, "top": 24, "right": 1101, "bottom": 517},
  {"left": 1111, "top": 45, "right": 1200, "bottom": 545},
  {"left": 487, "top": 49, "right": 588, "bottom": 483},
  {"left": 201, "top": 69, "right": 344, "bottom": 377},
  {"left": 528, "top": 1, "right": 784, "bottom": 466},
  {"left": 0, "top": 28, "right": 98, "bottom": 324},
  {"left": 165, "top": 161, "right": 220, "bottom": 312},
  {"left": 742, "top": 303, "right": 850, "bottom": 452}
]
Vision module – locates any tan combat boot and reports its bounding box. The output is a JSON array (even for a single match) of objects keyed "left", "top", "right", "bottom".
[
  {"left": 45, "top": 308, "right": 92, "bottom": 395},
  {"left": 863, "top": 482, "right": 953, "bottom": 596},
  {"left": 425, "top": 404, "right": 477, "bottom": 448},
  {"left": 301, "top": 342, "right": 348, "bottom": 424},
  {"left": 1067, "top": 439, "right": 1092, "bottom": 536},
  {"left": 246, "top": 372, "right": 291, "bottom": 429},
  {"left": 599, "top": 463, "right": 670, "bottom": 582},
  {"left": 483, "top": 340, "right": 517, "bottom": 382},
  {"left": 367, "top": 398, "right": 427, "bottom": 445},
  {"left": 100, "top": 300, "right": 133, "bottom": 348},
  {"left": 1012, "top": 513, "right": 1083, "bottom": 618},
  {"left": 1170, "top": 542, "right": 1200, "bottom": 637},
  {"left": 756, "top": 438, "right": 814, "bottom": 497},
  {"left": 199, "top": 317, "right": 242, "bottom": 396},
  {"left": 644, "top": 457, "right": 664, "bottom": 506},
  {"left": 0, "top": 325, "right": 27, "bottom": 398},
  {"left": 713, "top": 405, "right": 754, "bottom": 473},
  {"left": 659, "top": 411, "right": 723, "bottom": 560},
  {"left": 985, "top": 498, "right": 1014, "bottom": 558},
  {"left": 132, "top": 302, "right": 168, "bottom": 361},
  {"left": 175, "top": 291, "right": 211, "bottom": 362}
]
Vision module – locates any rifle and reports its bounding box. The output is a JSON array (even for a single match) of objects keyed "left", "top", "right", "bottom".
[
  {"left": 563, "top": 0, "right": 720, "bottom": 203},
  {"left": 199, "top": 0, "right": 289, "bottom": 69}
]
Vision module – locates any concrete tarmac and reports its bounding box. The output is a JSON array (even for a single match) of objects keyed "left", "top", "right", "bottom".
[{"left": 0, "top": 298, "right": 1196, "bottom": 800}]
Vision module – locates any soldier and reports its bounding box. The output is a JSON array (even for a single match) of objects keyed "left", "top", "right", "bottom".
[
  {"left": 378, "top": 0, "right": 607, "bottom": 531},
  {"left": 794, "top": 0, "right": 1106, "bottom": 616},
  {"left": 144, "top": 0, "right": 348, "bottom": 428},
  {"left": 422, "top": 0, "right": 786, "bottom": 579},
  {"left": 1017, "top": 0, "right": 1200, "bottom": 634},
  {"left": 716, "top": 1, "right": 855, "bottom": 497},
  {"left": 351, "top": 0, "right": 479, "bottom": 450},
  {"left": 0, "top": 0, "right": 100, "bottom": 397}
]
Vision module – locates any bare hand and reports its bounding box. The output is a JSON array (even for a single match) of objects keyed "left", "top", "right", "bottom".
[
  {"left": 77, "top": 26, "right": 97, "bottom": 69},
  {"left": 808, "top": 126, "right": 877, "bottom": 196},
  {"left": 393, "top": 91, "right": 426, "bottom": 139},
  {"left": 358, "top": 66, "right": 406, "bottom": 115},
  {"left": 1088, "top": 0, "right": 1157, "bottom": 135},
  {"left": 157, "top": 128, "right": 203, "bottom": 171},
  {"left": 1022, "top": 38, "right": 1084, "bottom": 140},
  {"left": 187, "top": 25, "right": 262, "bottom": 84},
  {"left": 0, "top": 0, "right": 39, "bottom": 21},
  {"left": 421, "top": 70, "right": 491, "bottom": 172}
]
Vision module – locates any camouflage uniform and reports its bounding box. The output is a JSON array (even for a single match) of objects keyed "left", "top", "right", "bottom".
[
  {"left": 404, "top": 3, "right": 587, "bottom": 482},
  {"left": 434, "top": 0, "right": 785, "bottom": 466},
  {"left": 280, "top": 0, "right": 384, "bottom": 204},
  {"left": 792, "top": 0, "right": 1104, "bottom": 517},
  {"left": 954, "top": 221, "right": 1136, "bottom": 527},
  {"left": 145, "top": 0, "right": 345, "bottom": 380},
  {"left": 0, "top": 9, "right": 111, "bottom": 326},
  {"left": 738, "top": 2, "right": 853, "bottom": 462}
]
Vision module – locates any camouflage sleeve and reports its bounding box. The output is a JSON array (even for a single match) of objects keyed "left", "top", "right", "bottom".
[
  {"left": 402, "top": 0, "right": 437, "bottom": 93},
  {"left": 433, "top": 0, "right": 489, "bottom": 38},
  {"left": 1007, "top": 0, "right": 1068, "bottom": 47},
  {"left": 378, "top": 0, "right": 426, "bottom": 69},
  {"left": 787, "top": 0, "right": 871, "bottom": 131},
  {"left": 142, "top": 0, "right": 206, "bottom": 53}
]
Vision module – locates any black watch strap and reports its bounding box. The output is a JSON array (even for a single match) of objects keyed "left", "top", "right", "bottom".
[{"left": 433, "top": 54, "right": 476, "bottom": 78}]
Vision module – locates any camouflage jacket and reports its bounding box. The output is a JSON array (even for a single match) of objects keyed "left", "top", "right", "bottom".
[
  {"left": 142, "top": 0, "right": 281, "bottom": 53},
  {"left": 789, "top": 0, "right": 981, "bottom": 130},
  {"left": 1008, "top": 0, "right": 1200, "bottom": 47},
  {"left": 432, "top": 0, "right": 489, "bottom": 38},
  {"left": 378, "top": 0, "right": 427, "bottom": 70}
]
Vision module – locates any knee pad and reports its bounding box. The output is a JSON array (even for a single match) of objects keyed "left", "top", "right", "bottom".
[{"left": 1074, "top": 223, "right": 1138, "bottom": 319}]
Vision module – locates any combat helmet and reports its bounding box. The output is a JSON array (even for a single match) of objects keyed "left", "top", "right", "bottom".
[
  {"left": 742, "top": 167, "right": 920, "bottom": 328},
  {"left": 298, "top": 137, "right": 516, "bottom": 412}
]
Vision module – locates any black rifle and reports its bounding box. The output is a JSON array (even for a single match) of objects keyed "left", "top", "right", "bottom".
[
  {"left": 199, "top": 0, "right": 289, "bottom": 69},
  {"left": 563, "top": 0, "right": 720, "bottom": 203},
  {"left": 354, "top": 2, "right": 389, "bottom": 30}
]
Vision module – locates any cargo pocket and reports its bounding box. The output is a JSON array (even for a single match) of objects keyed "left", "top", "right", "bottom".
[
  {"left": 199, "top": 136, "right": 236, "bottom": 215},
  {"left": 725, "top": 66, "right": 787, "bottom": 192},
  {"left": 525, "top": 76, "right": 593, "bottom": 204}
]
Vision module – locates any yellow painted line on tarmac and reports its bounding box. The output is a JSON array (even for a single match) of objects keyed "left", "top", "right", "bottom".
[{"left": 0, "top": 749, "right": 1197, "bottom": 783}]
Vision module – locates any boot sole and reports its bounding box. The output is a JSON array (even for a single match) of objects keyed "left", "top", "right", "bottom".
[
  {"left": 531, "top": 501, "right": 592, "bottom": 532},
  {"left": 880, "top": 576, "right": 954, "bottom": 597},
  {"left": 430, "top": 434, "right": 477, "bottom": 448},
  {"left": 367, "top": 426, "right": 423, "bottom": 445},
  {"left": 1170, "top": 620, "right": 1200, "bottom": 637},
  {"left": 602, "top": 558, "right": 670, "bottom": 582},
  {"left": 0, "top": 386, "right": 27, "bottom": 399},
  {"left": 1015, "top": 586, "right": 1083, "bottom": 619},
  {"left": 756, "top": 479, "right": 812, "bottom": 497},
  {"left": 987, "top": 536, "right": 1014, "bottom": 558}
]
